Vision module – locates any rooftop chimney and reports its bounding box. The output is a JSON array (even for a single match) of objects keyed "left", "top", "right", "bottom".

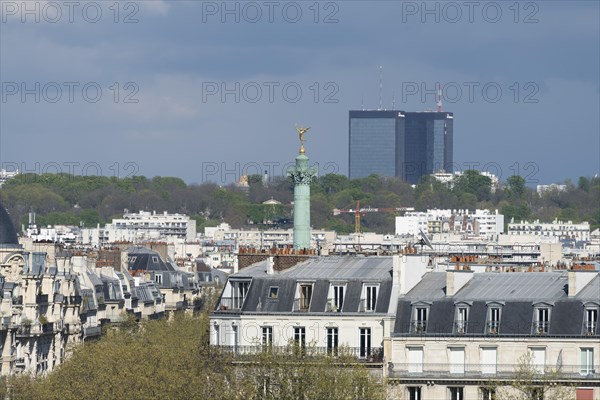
[
  {"left": 393, "top": 254, "right": 427, "bottom": 295},
  {"left": 267, "top": 256, "right": 274, "bottom": 275},
  {"left": 568, "top": 270, "right": 597, "bottom": 297},
  {"left": 446, "top": 269, "right": 473, "bottom": 296}
]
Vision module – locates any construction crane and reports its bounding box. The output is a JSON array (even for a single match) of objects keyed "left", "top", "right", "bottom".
[{"left": 333, "top": 200, "right": 415, "bottom": 233}]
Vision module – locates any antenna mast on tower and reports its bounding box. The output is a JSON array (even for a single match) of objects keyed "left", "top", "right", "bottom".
[
  {"left": 436, "top": 82, "right": 443, "bottom": 112},
  {"left": 379, "top": 66, "right": 383, "bottom": 110}
]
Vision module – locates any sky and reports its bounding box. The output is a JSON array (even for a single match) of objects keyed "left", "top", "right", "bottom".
[{"left": 1, "top": 0, "right": 598, "bottom": 186}]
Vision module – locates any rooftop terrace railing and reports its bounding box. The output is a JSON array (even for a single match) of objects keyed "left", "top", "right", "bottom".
[
  {"left": 388, "top": 363, "right": 599, "bottom": 381},
  {"left": 214, "top": 345, "right": 384, "bottom": 364}
]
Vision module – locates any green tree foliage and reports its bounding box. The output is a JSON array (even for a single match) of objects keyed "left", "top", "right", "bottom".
[
  {"left": 490, "top": 352, "right": 575, "bottom": 400},
  {"left": 506, "top": 175, "right": 527, "bottom": 200},
  {"left": 452, "top": 170, "right": 492, "bottom": 201},
  {"left": 3, "top": 312, "right": 384, "bottom": 400},
  {"left": 0, "top": 173, "right": 598, "bottom": 234}
]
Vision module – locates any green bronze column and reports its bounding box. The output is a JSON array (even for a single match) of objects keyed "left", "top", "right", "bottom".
[{"left": 287, "top": 127, "right": 316, "bottom": 250}]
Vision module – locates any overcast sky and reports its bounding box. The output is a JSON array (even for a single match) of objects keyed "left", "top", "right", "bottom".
[{"left": 1, "top": 0, "right": 598, "bottom": 186}]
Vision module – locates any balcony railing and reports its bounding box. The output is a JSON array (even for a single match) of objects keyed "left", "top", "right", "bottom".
[
  {"left": 83, "top": 325, "right": 102, "bottom": 338},
  {"left": 358, "top": 299, "right": 377, "bottom": 312},
  {"left": 36, "top": 294, "right": 49, "bottom": 304},
  {"left": 388, "top": 363, "right": 599, "bottom": 380},
  {"left": 487, "top": 321, "right": 500, "bottom": 335},
  {"left": 411, "top": 321, "right": 427, "bottom": 334},
  {"left": 217, "top": 297, "right": 244, "bottom": 311},
  {"left": 533, "top": 321, "right": 549, "bottom": 335},
  {"left": 585, "top": 322, "right": 596, "bottom": 335},
  {"left": 214, "top": 345, "right": 384, "bottom": 363}
]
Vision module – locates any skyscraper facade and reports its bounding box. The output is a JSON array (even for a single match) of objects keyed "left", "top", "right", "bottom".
[{"left": 348, "top": 110, "right": 453, "bottom": 184}]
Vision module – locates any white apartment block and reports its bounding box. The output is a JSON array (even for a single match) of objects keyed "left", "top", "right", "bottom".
[
  {"left": 537, "top": 183, "right": 568, "bottom": 194},
  {"left": 396, "top": 209, "right": 504, "bottom": 239},
  {"left": 387, "top": 269, "right": 600, "bottom": 400},
  {"left": 430, "top": 170, "right": 500, "bottom": 192},
  {"left": 211, "top": 255, "right": 429, "bottom": 369},
  {"left": 508, "top": 219, "right": 591, "bottom": 242},
  {"left": 207, "top": 224, "right": 336, "bottom": 251},
  {"left": 81, "top": 210, "right": 196, "bottom": 246}
]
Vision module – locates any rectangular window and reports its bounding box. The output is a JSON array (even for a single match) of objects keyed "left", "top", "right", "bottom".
[
  {"left": 232, "top": 281, "right": 250, "bottom": 309},
  {"left": 327, "top": 327, "right": 338, "bottom": 355},
  {"left": 359, "top": 328, "right": 371, "bottom": 358},
  {"left": 154, "top": 274, "right": 162, "bottom": 285},
  {"left": 413, "top": 307, "right": 428, "bottom": 333},
  {"left": 407, "top": 387, "right": 421, "bottom": 400},
  {"left": 262, "top": 326, "right": 273, "bottom": 347},
  {"left": 481, "top": 347, "right": 497, "bottom": 374},
  {"left": 481, "top": 388, "right": 496, "bottom": 400},
  {"left": 449, "top": 387, "right": 464, "bottom": 400},
  {"left": 333, "top": 285, "right": 344, "bottom": 312},
  {"left": 230, "top": 325, "right": 238, "bottom": 350},
  {"left": 294, "top": 327, "right": 306, "bottom": 347},
  {"left": 214, "top": 325, "right": 220, "bottom": 346},
  {"left": 536, "top": 308, "right": 549, "bottom": 334},
  {"left": 268, "top": 287, "right": 278, "bottom": 299},
  {"left": 365, "top": 285, "right": 378, "bottom": 311},
  {"left": 585, "top": 308, "right": 598, "bottom": 335},
  {"left": 488, "top": 307, "right": 500, "bottom": 334},
  {"left": 449, "top": 347, "right": 465, "bottom": 374},
  {"left": 580, "top": 348, "right": 594, "bottom": 375},
  {"left": 531, "top": 388, "right": 543, "bottom": 400},
  {"left": 530, "top": 347, "right": 546, "bottom": 374},
  {"left": 407, "top": 347, "right": 423, "bottom": 373},
  {"left": 456, "top": 307, "right": 468, "bottom": 334},
  {"left": 299, "top": 284, "right": 313, "bottom": 311}
]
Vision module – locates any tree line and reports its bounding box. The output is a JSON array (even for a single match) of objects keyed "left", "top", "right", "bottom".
[
  {"left": 0, "top": 172, "right": 598, "bottom": 235},
  {"left": 0, "top": 299, "right": 384, "bottom": 400}
]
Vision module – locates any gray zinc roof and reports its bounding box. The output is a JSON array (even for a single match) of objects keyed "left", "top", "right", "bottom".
[
  {"left": 235, "top": 256, "right": 393, "bottom": 281},
  {"left": 576, "top": 274, "right": 600, "bottom": 301},
  {"left": 403, "top": 272, "right": 448, "bottom": 301},
  {"left": 455, "top": 272, "right": 568, "bottom": 301}
]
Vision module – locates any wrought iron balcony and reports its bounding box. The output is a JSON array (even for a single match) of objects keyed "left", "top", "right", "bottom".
[
  {"left": 533, "top": 321, "right": 549, "bottom": 335},
  {"left": 293, "top": 298, "right": 311, "bottom": 312},
  {"left": 216, "top": 297, "right": 244, "bottom": 311},
  {"left": 584, "top": 322, "right": 597, "bottom": 335},
  {"left": 487, "top": 321, "right": 500, "bottom": 335},
  {"left": 411, "top": 321, "right": 427, "bottom": 334},
  {"left": 388, "top": 363, "right": 599, "bottom": 380},
  {"left": 214, "top": 345, "right": 384, "bottom": 364}
]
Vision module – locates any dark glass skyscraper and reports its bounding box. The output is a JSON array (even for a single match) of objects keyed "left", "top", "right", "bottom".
[{"left": 348, "top": 110, "right": 453, "bottom": 184}]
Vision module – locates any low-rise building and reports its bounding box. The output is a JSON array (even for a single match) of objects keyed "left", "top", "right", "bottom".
[
  {"left": 211, "top": 254, "right": 428, "bottom": 372},
  {"left": 81, "top": 210, "right": 197, "bottom": 246},
  {"left": 396, "top": 209, "right": 504, "bottom": 239},
  {"left": 386, "top": 269, "right": 600, "bottom": 400},
  {"left": 508, "top": 219, "right": 591, "bottom": 243}
]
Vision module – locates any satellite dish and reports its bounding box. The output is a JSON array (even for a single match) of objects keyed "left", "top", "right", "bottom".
[{"left": 419, "top": 229, "right": 433, "bottom": 250}]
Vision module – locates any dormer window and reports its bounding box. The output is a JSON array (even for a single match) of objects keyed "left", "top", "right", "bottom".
[
  {"left": 412, "top": 306, "right": 428, "bottom": 333},
  {"left": 487, "top": 306, "right": 501, "bottom": 335},
  {"left": 361, "top": 284, "right": 379, "bottom": 312},
  {"left": 268, "top": 287, "right": 279, "bottom": 300},
  {"left": 585, "top": 307, "right": 598, "bottom": 335},
  {"left": 534, "top": 306, "right": 550, "bottom": 335},
  {"left": 231, "top": 280, "right": 250, "bottom": 309},
  {"left": 327, "top": 284, "right": 346, "bottom": 312},
  {"left": 455, "top": 306, "right": 469, "bottom": 334},
  {"left": 297, "top": 283, "right": 313, "bottom": 311}
]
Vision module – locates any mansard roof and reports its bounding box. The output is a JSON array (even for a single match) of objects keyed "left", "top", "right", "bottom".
[
  {"left": 0, "top": 201, "right": 18, "bottom": 246},
  {"left": 394, "top": 271, "right": 600, "bottom": 337}
]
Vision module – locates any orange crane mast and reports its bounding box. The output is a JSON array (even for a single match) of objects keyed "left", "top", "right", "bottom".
[{"left": 332, "top": 200, "right": 415, "bottom": 233}]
